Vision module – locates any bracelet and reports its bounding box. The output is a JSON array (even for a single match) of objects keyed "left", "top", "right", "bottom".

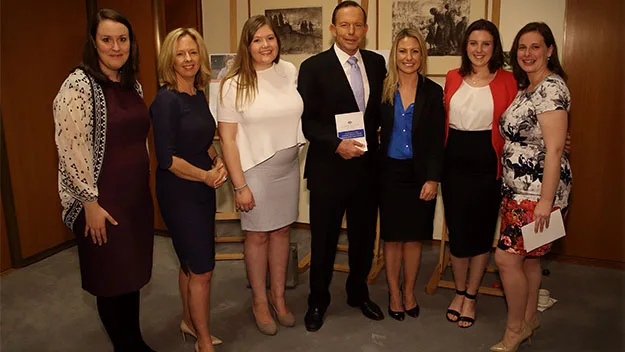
[{"left": 233, "top": 183, "right": 248, "bottom": 191}]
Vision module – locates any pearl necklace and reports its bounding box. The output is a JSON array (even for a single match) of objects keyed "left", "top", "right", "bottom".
[{"left": 468, "top": 72, "right": 494, "bottom": 86}]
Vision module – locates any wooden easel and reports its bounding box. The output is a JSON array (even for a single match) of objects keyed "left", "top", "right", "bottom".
[
  {"left": 214, "top": 210, "right": 245, "bottom": 261},
  {"left": 297, "top": 212, "right": 385, "bottom": 284},
  {"left": 425, "top": 219, "right": 503, "bottom": 296}
]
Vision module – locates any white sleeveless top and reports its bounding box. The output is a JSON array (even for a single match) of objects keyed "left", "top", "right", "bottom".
[{"left": 449, "top": 80, "right": 494, "bottom": 131}]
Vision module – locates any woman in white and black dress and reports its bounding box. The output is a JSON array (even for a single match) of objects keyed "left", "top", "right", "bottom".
[
  {"left": 379, "top": 28, "right": 445, "bottom": 321},
  {"left": 218, "top": 15, "right": 305, "bottom": 335},
  {"left": 442, "top": 19, "right": 518, "bottom": 329}
]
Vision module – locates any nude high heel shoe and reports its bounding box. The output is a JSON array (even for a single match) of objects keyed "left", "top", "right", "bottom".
[
  {"left": 180, "top": 320, "right": 223, "bottom": 345},
  {"left": 490, "top": 324, "right": 532, "bottom": 352},
  {"left": 270, "top": 303, "right": 296, "bottom": 327}
]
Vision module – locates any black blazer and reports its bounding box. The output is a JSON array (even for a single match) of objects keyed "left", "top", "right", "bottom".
[
  {"left": 379, "top": 74, "right": 445, "bottom": 182},
  {"left": 298, "top": 48, "right": 387, "bottom": 192}
]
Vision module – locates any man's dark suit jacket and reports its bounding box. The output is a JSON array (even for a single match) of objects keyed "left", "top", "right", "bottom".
[
  {"left": 298, "top": 48, "right": 387, "bottom": 193},
  {"left": 379, "top": 74, "right": 446, "bottom": 182}
]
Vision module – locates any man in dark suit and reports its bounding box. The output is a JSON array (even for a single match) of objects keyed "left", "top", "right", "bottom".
[{"left": 297, "top": 1, "right": 387, "bottom": 332}]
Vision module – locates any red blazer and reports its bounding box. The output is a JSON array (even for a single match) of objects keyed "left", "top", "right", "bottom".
[{"left": 444, "top": 68, "right": 518, "bottom": 179}]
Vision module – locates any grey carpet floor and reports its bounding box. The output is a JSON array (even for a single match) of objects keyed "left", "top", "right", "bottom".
[{"left": 1, "top": 222, "right": 624, "bottom": 352}]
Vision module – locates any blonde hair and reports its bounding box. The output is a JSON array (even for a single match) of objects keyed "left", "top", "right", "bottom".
[
  {"left": 382, "top": 28, "right": 428, "bottom": 104},
  {"left": 219, "top": 15, "right": 280, "bottom": 110},
  {"left": 157, "top": 28, "right": 211, "bottom": 90}
]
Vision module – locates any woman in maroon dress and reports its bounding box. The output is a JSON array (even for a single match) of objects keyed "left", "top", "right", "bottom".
[{"left": 53, "top": 9, "right": 155, "bottom": 351}]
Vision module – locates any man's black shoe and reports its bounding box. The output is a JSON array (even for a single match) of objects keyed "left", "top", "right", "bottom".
[
  {"left": 348, "top": 299, "right": 384, "bottom": 321},
  {"left": 304, "top": 307, "right": 325, "bottom": 332}
]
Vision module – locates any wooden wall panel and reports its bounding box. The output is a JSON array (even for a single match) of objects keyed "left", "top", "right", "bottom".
[
  {"left": 1, "top": 196, "right": 11, "bottom": 272},
  {"left": 97, "top": 0, "right": 167, "bottom": 230},
  {"left": 1, "top": 0, "right": 84, "bottom": 258},
  {"left": 556, "top": 0, "right": 625, "bottom": 262},
  {"left": 164, "top": 0, "right": 203, "bottom": 33}
]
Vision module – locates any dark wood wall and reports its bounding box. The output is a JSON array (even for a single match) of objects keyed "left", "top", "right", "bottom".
[
  {"left": 1, "top": 196, "right": 10, "bottom": 272},
  {"left": 555, "top": 0, "right": 625, "bottom": 263},
  {"left": 1, "top": 0, "right": 86, "bottom": 262},
  {"left": 164, "top": 0, "right": 203, "bottom": 34}
]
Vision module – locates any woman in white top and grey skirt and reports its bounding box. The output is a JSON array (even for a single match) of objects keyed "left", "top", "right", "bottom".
[{"left": 218, "top": 15, "right": 305, "bottom": 336}]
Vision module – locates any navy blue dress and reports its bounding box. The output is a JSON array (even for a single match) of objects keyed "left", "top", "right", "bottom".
[{"left": 150, "top": 87, "right": 216, "bottom": 274}]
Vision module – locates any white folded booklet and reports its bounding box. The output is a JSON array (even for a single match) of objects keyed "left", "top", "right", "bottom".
[
  {"left": 335, "top": 112, "right": 367, "bottom": 151},
  {"left": 521, "top": 209, "right": 566, "bottom": 252}
]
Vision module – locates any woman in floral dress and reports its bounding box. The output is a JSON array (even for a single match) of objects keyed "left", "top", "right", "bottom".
[{"left": 491, "top": 22, "right": 571, "bottom": 352}]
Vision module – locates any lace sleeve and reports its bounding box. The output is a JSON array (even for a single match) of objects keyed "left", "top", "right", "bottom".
[{"left": 53, "top": 71, "right": 99, "bottom": 203}]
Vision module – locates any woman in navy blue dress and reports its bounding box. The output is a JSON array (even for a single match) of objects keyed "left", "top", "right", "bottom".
[{"left": 151, "top": 28, "right": 227, "bottom": 352}]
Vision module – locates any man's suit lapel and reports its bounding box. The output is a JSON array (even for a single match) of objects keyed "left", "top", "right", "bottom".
[{"left": 327, "top": 49, "right": 359, "bottom": 110}]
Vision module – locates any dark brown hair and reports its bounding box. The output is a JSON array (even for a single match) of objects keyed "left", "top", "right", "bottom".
[
  {"left": 459, "top": 19, "right": 504, "bottom": 76},
  {"left": 510, "top": 22, "right": 567, "bottom": 90},
  {"left": 332, "top": 1, "right": 367, "bottom": 25},
  {"left": 80, "top": 8, "right": 139, "bottom": 88}
]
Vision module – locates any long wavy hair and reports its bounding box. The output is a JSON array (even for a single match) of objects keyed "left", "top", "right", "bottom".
[
  {"left": 80, "top": 8, "right": 139, "bottom": 88},
  {"left": 219, "top": 15, "right": 281, "bottom": 110},
  {"left": 157, "top": 28, "right": 211, "bottom": 91},
  {"left": 510, "top": 22, "right": 567, "bottom": 90},
  {"left": 458, "top": 19, "right": 504, "bottom": 76},
  {"left": 382, "top": 28, "right": 428, "bottom": 104}
]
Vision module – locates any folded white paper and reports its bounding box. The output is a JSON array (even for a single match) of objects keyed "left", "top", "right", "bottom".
[
  {"left": 335, "top": 112, "right": 367, "bottom": 151},
  {"left": 521, "top": 209, "right": 566, "bottom": 252}
]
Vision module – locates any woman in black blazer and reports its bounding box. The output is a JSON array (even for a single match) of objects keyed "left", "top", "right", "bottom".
[{"left": 379, "top": 28, "right": 445, "bottom": 321}]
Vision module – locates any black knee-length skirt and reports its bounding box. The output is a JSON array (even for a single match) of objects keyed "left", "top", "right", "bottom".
[
  {"left": 441, "top": 128, "right": 501, "bottom": 258},
  {"left": 380, "top": 157, "right": 436, "bottom": 242}
]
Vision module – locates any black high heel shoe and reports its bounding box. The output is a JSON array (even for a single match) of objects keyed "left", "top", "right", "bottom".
[
  {"left": 403, "top": 291, "right": 420, "bottom": 318},
  {"left": 404, "top": 303, "right": 420, "bottom": 318},
  {"left": 446, "top": 289, "right": 466, "bottom": 322},
  {"left": 388, "top": 293, "right": 405, "bottom": 321},
  {"left": 458, "top": 291, "right": 477, "bottom": 328}
]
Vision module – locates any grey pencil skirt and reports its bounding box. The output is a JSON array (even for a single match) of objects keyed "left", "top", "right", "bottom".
[{"left": 240, "top": 146, "right": 300, "bottom": 231}]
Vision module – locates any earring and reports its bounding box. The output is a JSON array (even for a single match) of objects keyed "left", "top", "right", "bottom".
[{"left": 548, "top": 56, "right": 551, "bottom": 61}]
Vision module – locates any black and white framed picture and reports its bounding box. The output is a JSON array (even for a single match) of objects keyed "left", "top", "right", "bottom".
[{"left": 265, "top": 7, "right": 323, "bottom": 55}]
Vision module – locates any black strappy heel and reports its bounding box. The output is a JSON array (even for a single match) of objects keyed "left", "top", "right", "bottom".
[
  {"left": 458, "top": 291, "right": 477, "bottom": 328},
  {"left": 446, "top": 289, "right": 465, "bottom": 322}
]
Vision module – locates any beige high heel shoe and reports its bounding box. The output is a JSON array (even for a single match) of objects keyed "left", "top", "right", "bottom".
[
  {"left": 252, "top": 306, "right": 278, "bottom": 335},
  {"left": 180, "top": 320, "right": 223, "bottom": 345},
  {"left": 490, "top": 324, "right": 532, "bottom": 352},
  {"left": 270, "top": 303, "right": 296, "bottom": 327}
]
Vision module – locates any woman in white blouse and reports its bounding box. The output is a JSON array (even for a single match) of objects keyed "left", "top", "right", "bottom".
[
  {"left": 442, "top": 20, "right": 518, "bottom": 328},
  {"left": 218, "top": 15, "right": 304, "bottom": 336}
]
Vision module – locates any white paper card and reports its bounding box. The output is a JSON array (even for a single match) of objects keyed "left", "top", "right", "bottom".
[
  {"left": 335, "top": 112, "right": 367, "bottom": 151},
  {"left": 521, "top": 209, "right": 566, "bottom": 252}
]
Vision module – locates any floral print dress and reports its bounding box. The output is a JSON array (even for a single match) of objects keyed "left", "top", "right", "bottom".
[{"left": 497, "top": 74, "right": 572, "bottom": 256}]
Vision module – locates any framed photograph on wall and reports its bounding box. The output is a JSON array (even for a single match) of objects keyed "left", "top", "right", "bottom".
[
  {"left": 265, "top": 7, "right": 323, "bottom": 55},
  {"left": 379, "top": 0, "right": 487, "bottom": 76}
]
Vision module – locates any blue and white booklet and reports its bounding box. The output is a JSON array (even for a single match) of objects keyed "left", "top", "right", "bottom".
[{"left": 335, "top": 111, "right": 367, "bottom": 151}]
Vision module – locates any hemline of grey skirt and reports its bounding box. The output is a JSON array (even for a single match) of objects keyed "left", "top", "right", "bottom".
[{"left": 240, "top": 146, "right": 300, "bottom": 232}]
